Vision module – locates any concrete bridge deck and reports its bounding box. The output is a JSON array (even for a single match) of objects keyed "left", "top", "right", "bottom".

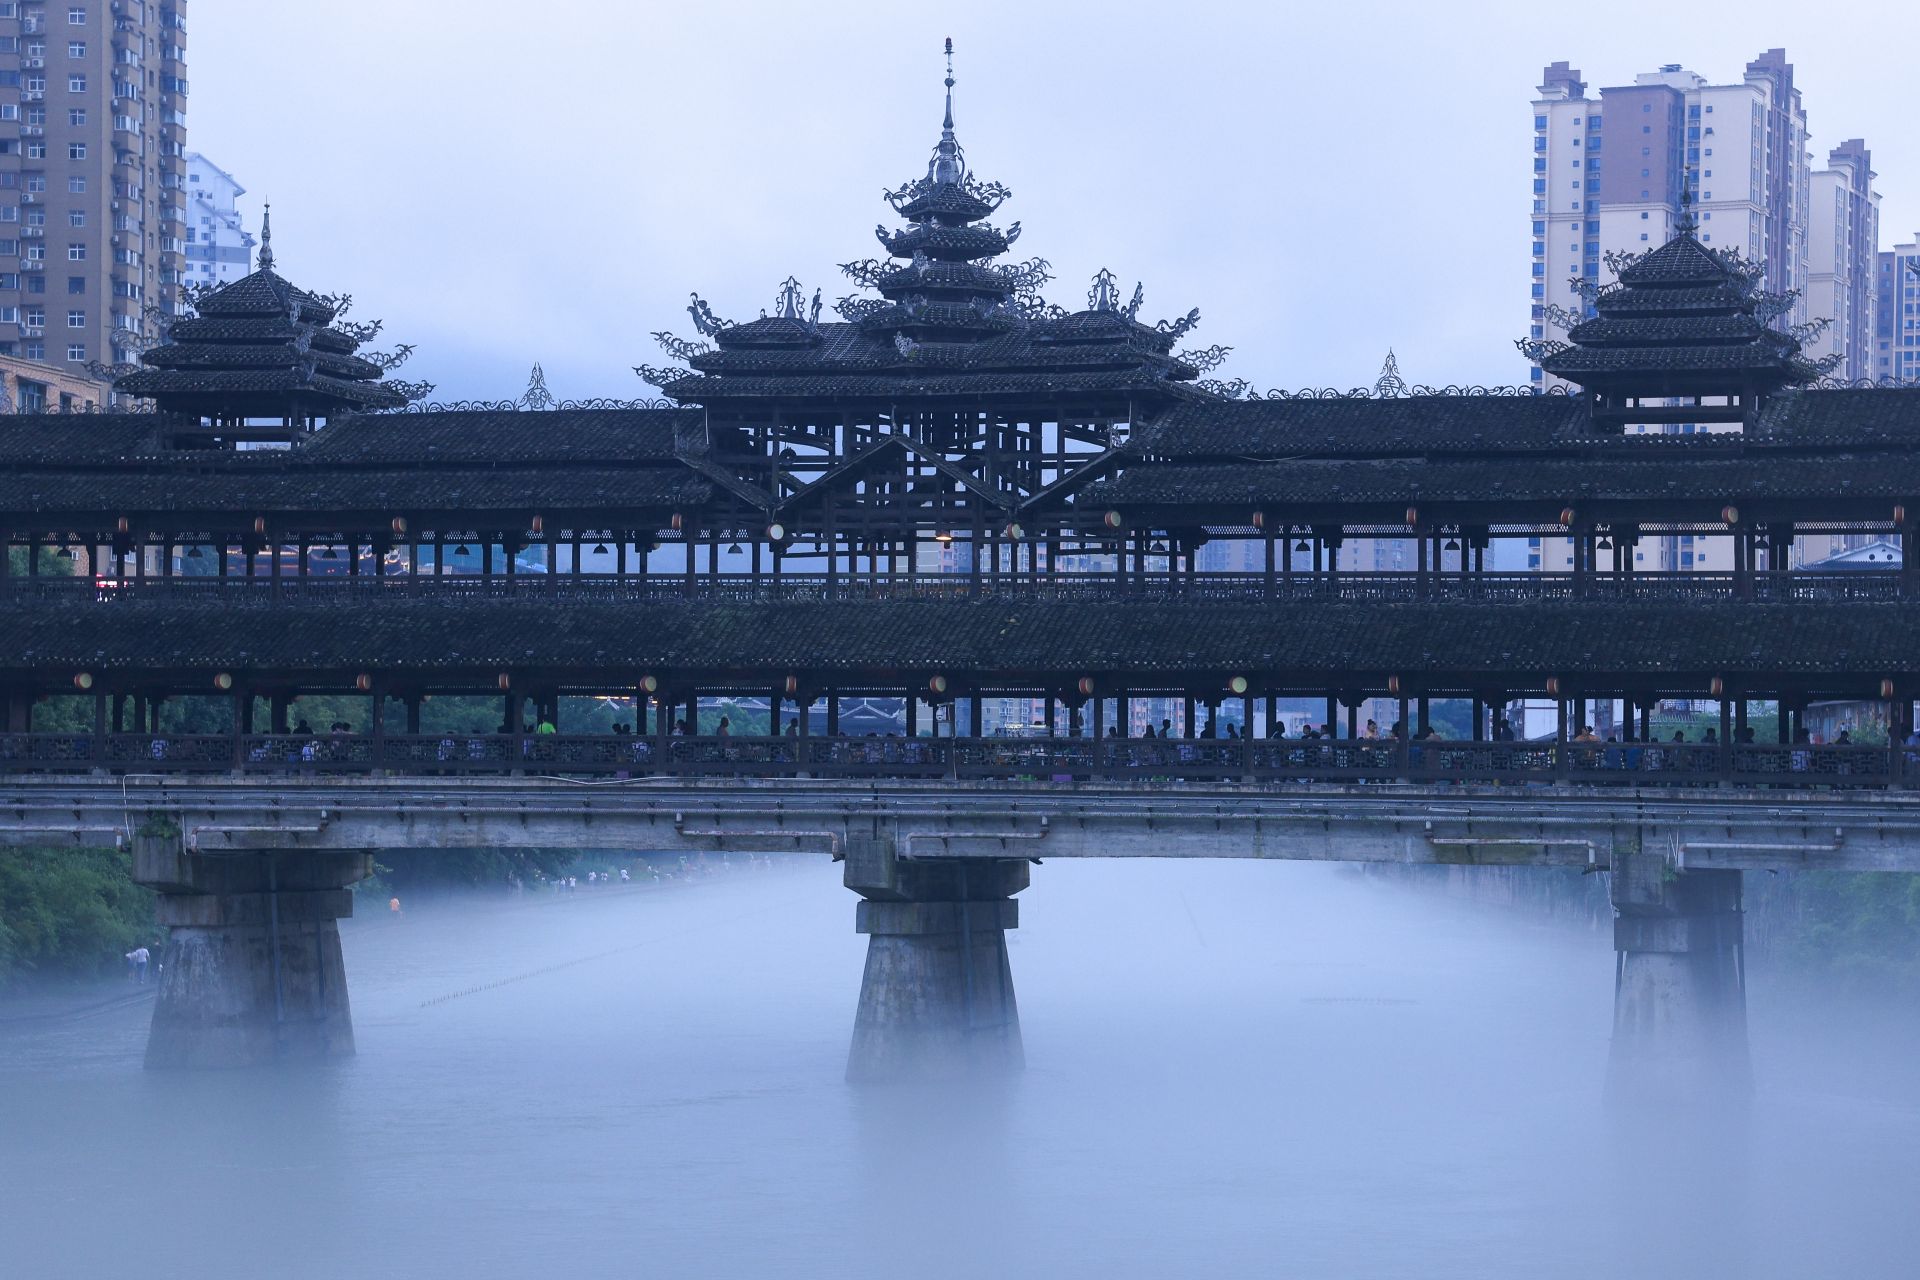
[
  {"left": 8, "top": 773, "right": 1913, "bottom": 1082},
  {"left": 7, "top": 773, "right": 1920, "bottom": 873}
]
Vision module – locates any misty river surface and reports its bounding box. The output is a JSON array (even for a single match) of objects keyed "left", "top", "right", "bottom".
[{"left": 3, "top": 859, "right": 1918, "bottom": 1280}]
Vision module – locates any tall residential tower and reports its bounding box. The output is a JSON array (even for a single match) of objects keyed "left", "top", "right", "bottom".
[{"left": 0, "top": 0, "right": 188, "bottom": 376}]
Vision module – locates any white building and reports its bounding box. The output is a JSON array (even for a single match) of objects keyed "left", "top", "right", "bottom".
[
  {"left": 1806, "top": 140, "right": 1880, "bottom": 380},
  {"left": 1876, "top": 236, "right": 1920, "bottom": 383},
  {"left": 184, "top": 153, "right": 255, "bottom": 288}
]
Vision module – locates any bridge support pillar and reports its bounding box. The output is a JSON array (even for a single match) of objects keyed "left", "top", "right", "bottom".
[
  {"left": 843, "top": 835, "right": 1027, "bottom": 1083},
  {"left": 1608, "top": 846, "right": 1748, "bottom": 1100},
  {"left": 132, "top": 831, "right": 372, "bottom": 1069}
]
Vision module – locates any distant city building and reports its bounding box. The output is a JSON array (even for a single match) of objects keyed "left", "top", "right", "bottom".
[
  {"left": 1876, "top": 237, "right": 1920, "bottom": 382},
  {"left": 0, "top": 1, "right": 190, "bottom": 372},
  {"left": 1805, "top": 141, "right": 1878, "bottom": 380},
  {"left": 0, "top": 347, "right": 108, "bottom": 410},
  {"left": 183, "top": 152, "right": 253, "bottom": 287}
]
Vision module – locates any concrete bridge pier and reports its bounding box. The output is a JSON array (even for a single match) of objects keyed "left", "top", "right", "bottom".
[
  {"left": 842, "top": 835, "right": 1027, "bottom": 1083},
  {"left": 132, "top": 830, "right": 371, "bottom": 1069},
  {"left": 1607, "top": 843, "right": 1750, "bottom": 1101}
]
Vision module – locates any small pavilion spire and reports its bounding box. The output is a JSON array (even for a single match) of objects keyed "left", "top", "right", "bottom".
[
  {"left": 1673, "top": 176, "right": 1698, "bottom": 238},
  {"left": 258, "top": 202, "right": 274, "bottom": 271},
  {"left": 926, "top": 37, "right": 966, "bottom": 186}
]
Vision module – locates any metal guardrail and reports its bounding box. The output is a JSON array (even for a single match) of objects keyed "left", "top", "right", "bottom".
[
  {"left": 0, "top": 733, "right": 1909, "bottom": 788},
  {"left": 0, "top": 570, "right": 1906, "bottom": 604}
]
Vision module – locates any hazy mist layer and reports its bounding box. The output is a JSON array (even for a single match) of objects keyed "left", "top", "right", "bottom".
[{"left": 2, "top": 859, "right": 1916, "bottom": 1279}]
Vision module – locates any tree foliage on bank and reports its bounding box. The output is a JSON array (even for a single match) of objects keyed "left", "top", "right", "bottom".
[{"left": 0, "top": 847, "right": 159, "bottom": 981}]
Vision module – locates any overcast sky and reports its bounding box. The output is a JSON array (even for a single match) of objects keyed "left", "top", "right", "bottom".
[{"left": 190, "top": 0, "right": 1916, "bottom": 401}]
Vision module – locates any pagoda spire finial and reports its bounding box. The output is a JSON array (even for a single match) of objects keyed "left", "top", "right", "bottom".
[
  {"left": 258, "top": 201, "right": 274, "bottom": 271},
  {"left": 926, "top": 37, "right": 966, "bottom": 186},
  {"left": 1674, "top": 173, "right": 1698, "bottom": 238}
]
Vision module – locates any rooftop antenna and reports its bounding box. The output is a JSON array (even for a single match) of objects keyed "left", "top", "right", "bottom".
[{"left": 258, "top": 201, "right": 274, "bottom": 270}]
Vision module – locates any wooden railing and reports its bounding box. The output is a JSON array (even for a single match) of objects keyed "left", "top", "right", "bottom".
[
  {"left": 1, "top": 570, "right": 1907, "bottom": 605},
  {"left": 1, "top": 732, "right": 1910, "bottom": 788}
]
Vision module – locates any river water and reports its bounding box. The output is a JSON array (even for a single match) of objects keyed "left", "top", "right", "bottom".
[{"left": 2, "top": 858, "right": 1916, "bottom": 1279}]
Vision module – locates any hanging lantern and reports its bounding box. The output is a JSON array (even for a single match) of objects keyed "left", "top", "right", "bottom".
[
  {"left": 669, "top": 513, "right": 685, "bottom": 533},
  {"left": 1387, "top": 675, "right": 1402, "bottom": 696},
  {"left": 1227, "top": 675, "right": 1250, "bottom": 696},
  {"left": 766, "top": 523, "right": 786, "bottom": 543},
  {"left": 497, "top": 672, "right": 512, "bottom": 691},
  {"left": 1558, "top": 507, "right": 1576, "bottom": 528},
  {"left": 1709, "top": 676, "right": 1725, "bottom": 698},
  {"left": 928, "top": 674, "right": 949, "bottom": 696},
  {"left": 115, "top": 515, "right": 129, "bottom": 535},
  {"left": 1003, "top": 521, "right": 1025, "bottom": 541},
  {"left": 529, "top": 514, "right": 545, "bottom": 536},
  {"left": 1249, "top": 511, "right": 1265, "bottom": 531},
  {"left": 1404, "top": 506, "right": 1419, "bottom": 528},
  {"left": 1545, "top": 676, "right": 1562, "bottom": 697},
  {"left": 213, "top": 672, "right": 233, "bottom": 691},
  {"left": 391, "top": 516, "right": 408, "bottom": 537},
  {"left": 1104, "top": 510, "right": 1125, "bottom": 530},
  {"left": 252, "top": 516, "right": 267, "bottom": 535},
  {"left": 354, "top": 674, "right": 373, "bottom": 693},
  {"left": 1077, "top": 676, "right": 1096, "bottom": 698},
  {"left": 1881, "top": 678, "right": 1897, "bottom": 700},
  {"left": 638, "top": 675, "right": 659, "bottom": 694},
  {"left": 783, "top": 675, "right": 800, "bottom": 696},
  {"left": 1720, "top": 504, "right": 1740, "bottom": 526},
  {"left": 72, "top": 672, "right": 93, "bottom": 691},
  {"left": 1895, "top": 504, "right": 1908, "bottom": 527}
]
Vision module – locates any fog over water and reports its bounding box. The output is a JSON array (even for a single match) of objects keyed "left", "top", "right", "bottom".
[{"left": 3, "top": 859, "right": 1917, "bottom": 1279}]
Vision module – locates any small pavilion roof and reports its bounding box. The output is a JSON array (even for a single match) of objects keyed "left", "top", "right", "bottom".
[
  {"left": 1536, "top": 212, "right": 1810, "bottom": 393},
  {"left": 115, "top": 209, "right": 410, "bottom": 416}
]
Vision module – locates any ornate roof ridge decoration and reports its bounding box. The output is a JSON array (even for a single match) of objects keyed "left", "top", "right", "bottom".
[
  {"left": 386, "top": 397, "right": 681, "bottom": 414},
  {"left": 1247, "top": 384, "right": 1575, "bottom": 401},
  {"left": 1374, "top": 350, "right": 1409, "bottom": 398}
]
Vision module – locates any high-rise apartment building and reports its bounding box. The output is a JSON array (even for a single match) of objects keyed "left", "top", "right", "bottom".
[
  {"left": 1528, "top": 51, "right": 1876, "bottom": 390},
  {"left": 0, "top": 0, "right": 187, "bottom": 376},
  {"left": 183, "top": 150, "right": 249, "bottom": 288},
  {"left": 1876, "top": 238, "right": 1920, "bottom": 382},
  {"left": 1806, "top": 141, "right": 1878, "bottom": 379}
]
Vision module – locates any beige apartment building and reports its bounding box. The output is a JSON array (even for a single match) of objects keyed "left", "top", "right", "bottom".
[
  {"left": 0, "top": 345, "right": 108, "bottom": 407},
  {"left": 0, "top": 0, "right": 187, "bottom": 377}
]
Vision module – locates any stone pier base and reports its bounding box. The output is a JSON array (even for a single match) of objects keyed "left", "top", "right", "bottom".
[
  {"left": 843, "top": 836, "right": 1027, "bottom": 1082},
  {"left": 1608, "top": 847, "right": 1749, "bottom": 1101},
  {"left": 133, "top": 831, "right": 370, "bottom": 1069}
]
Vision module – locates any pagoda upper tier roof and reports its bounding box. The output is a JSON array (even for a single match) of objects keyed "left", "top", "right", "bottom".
[{"left": 190, "top": 266, "right": 337, "bottom": 325}]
